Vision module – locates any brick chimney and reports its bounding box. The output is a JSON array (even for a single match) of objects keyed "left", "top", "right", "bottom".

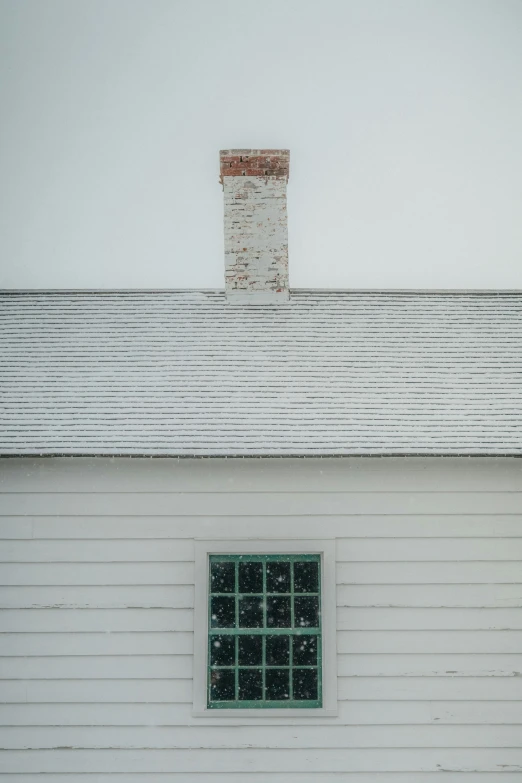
[{"left": 220, "top": 149, "right": 290, "bottom": 303}]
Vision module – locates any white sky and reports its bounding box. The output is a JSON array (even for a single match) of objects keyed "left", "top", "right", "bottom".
[{"left": 1, "top": 0, "right": 521, "bottom": 290}]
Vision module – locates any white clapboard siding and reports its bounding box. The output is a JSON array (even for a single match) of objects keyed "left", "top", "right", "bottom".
[
  {"left": 0, "top": 586, "right": 194, "bottom": 609},
  {"left": 346, "top": 561, "right": 522, "bottom": 582},
  {"left": 336, "top": 538, "right": 522, "bottom": 561},
  {"left": 338, "top": 607, "right": 522, "bottom": 630},
  {"left": 1, "top": 456, "right": 521, "bottom": 779},
  {"left": 339, "top": 676, "right": 522, "bottom": 701},
  {"left": 2, "top": 653, "right": 521, "bottom": 680},
  {"left": 2, "top": 748, "right": 522, "bottom": 773},
  {"left": 2, "top": 607, "right": 521, "bottom": 633},
  {"left": 0, "top": 679, "right": 192, "bottom": 704},
  {"left": 0, "top": 563, "right": 194, "bottom": 585},
  {"left": 337, "top": 630, "right": 522, "bottom": 653},
  {"left": 1, "top": 491, "right": 521, "bottom": 516},
  {"left": 0, "top": 655, "right": 192, "bottom": 679},
  {"left": 2, "top": 456, "right": 521, "bottom": 492},
  {"left": 2, "top": 513, "right": 522, "bottom": 539},
  {"left": 0, "top": 633, "right": 193, "bottom": 656},
  {"left": 3, "top": 530, "right": 522, "bottom": 554},
  {"left": 2, "top": 630, "right": 521, "bottom": 656},
  {"left": 2, "top": 776, "right": 521, "bottom": 783},
  {"left": 2, "top": 676, "right": 522, "bottom": 704},
  {"left": 4, "top": 535, "right": 522, "bottom": 565},
  {"left": 1, "top": 724, "right": 521, "bottom": 749},
  {"left": 3, "top": 583, "right": 522, "bottom": 608},
  {"left": 3, "top": 561, "right": 522, "bottom": 585},
  {"left": 0, "top": 608, "right": 194, "bottom": 633},
  {"left": 337, "top": 584, "right": 522, "bottom": 607},
  {"left": 3, "top": 700, "right": 522, "bottom": 727},
  {"left": 336, "top": 654, "right": 522, "bottom": 677}
]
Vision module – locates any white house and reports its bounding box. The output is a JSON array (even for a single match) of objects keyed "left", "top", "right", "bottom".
[{"left": 1, "top": 150, "right": 521, "bottom": 781}]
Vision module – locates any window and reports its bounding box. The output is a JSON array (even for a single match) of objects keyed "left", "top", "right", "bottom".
[
  {"left": 209, "top": 554, "right": 321, "bottom": 708},
  {"left": 193, "top": 540, "right": 337, "bottom": 718}
]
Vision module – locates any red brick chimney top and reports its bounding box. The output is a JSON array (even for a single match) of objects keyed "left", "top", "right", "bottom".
[{"left": 219, "top": 149, "right": 290, "bottom": 183}]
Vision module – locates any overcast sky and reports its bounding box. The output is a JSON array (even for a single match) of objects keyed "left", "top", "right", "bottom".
[{"left": 1, "top": 0, "right": 521, "bottom": 290}]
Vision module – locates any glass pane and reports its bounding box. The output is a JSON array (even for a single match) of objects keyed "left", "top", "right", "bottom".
[
  {"left": 210, "top": 561, "right": 235, "bottom": 593},
  {"left": 238, "top": 668, "right": 263, "bottom": 700},
  {"left": 266, "top": 561, "right": 291, "bottom": 593},
  {"left": 238, "top": 635, "right": 263, "bottom": 666},
  {"left": 266, "top": 634, "right": 290, "bottom": 666},
  {"left": 293, "top": 668, "right": 318, "bottom": 700},
  {"left": 210, "top": 635, "right": 235, "bottom": 666},
  {"left": 207, "top": 554, "right": 322, "bottom": 708},
  {"left": 238, "top": 596, "right": 263, "bottom": 628},
  {"left": 239, "top": 561, "right": 263, "bottom": 593},
  {"left": 265, "top": 668, "right": 290, "bottom": 700},
  {"left": 294, "top": 561, "right": 319, "bottom": 593},
  {"left": 211, "top": 596, "right": 235, "bottom": 628},
  {"left": 266, "top": 596, "right": 291, "bottom": 628},
  {"left": 210, "top": 669, "right": 235, "bottom": 701},
  {"left": 292, "top": 634, "right": 318, "bottom": 666},
  {"left": 294, "top": 596, "right": 319, "bottom": 628}
]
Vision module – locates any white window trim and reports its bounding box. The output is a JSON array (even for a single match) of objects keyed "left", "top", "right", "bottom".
[{"left": 193, "top": 538, "right": 337, "bottom": 719}]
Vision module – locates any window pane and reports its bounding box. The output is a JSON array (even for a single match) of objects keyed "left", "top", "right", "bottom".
[
  {"left": 211, "top": 561, "right": 235, "bottom": 593},
  {"left": 210, "top": 635, "right": 235, "bottom": 666},
  {"left": 293, "top": 668, "right": 318, "bottom": 700},
  {"left": 267, "top": 596, "right": 291, "bottom": 627},
  {"left": 238, "top": 635, "right": 263, "bottom": 666},
  {"left": 210, "top": 669, "right": 235, "bottom": 701},
  {"left": 266, "top": 634, "right": 290, "bottom": 666},
  {"left": 294, "top": 561, "right": 319, "bottom": 593},
  {"left": 265, "top": 668, "right": 290, "bottom": 700},
  {"left": 266, "top": 561, "right": 291, "bottom": 593},
  {"left": 238, "top": 669, "right": 263, "bottom": 700},
  {"left": 207, "top": 554, "right": 322, "bottom": 708},
  {"left": 238, "top": 596, "right": 263, "bottom": 628},
  {"left": 211, "top": 596, "right": 235, "bottom": 628},
  {"left": 292, "top": 634, "right": 318, "bottom": 666},
  {"left": 294, "top": 596, "right": 319, "bottom": 628},
  {"left": 239, "top": 561, "right": 263, "bottom": 593}
]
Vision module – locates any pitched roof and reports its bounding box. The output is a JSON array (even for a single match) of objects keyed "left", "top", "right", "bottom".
[{"left": 1, "top": 290, "right": 521, "bottom": 456}]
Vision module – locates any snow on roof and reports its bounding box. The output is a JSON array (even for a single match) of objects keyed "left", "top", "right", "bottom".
[{"left": 1, "top": 290, "right": 521, "bottom": 456}]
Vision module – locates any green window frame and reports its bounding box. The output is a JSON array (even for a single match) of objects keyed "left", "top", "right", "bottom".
[{"left": 207, "top": 553, "right": 322, "bottom": 709}]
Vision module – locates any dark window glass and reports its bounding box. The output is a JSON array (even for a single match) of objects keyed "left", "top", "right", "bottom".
[
  {"left": 294, "top": 596, "right": 319, "bottom": 628},
  {"left": 266, "top": 634, "right": 290, "bottom": 666},
  {"left": 238, "top": 596, "right": 263, "bottom": 628},
  {"left": 210, "top": 669, "right": 235, "bottom": 701},
  {"left": 210, "top": 635, "right": 235, "bottom": 666},
  {"left": 238, "top": 669, "right": 263, "bottom": 700},
  {"left": 267, "top": 596, "right": 291, "bottom": 627},
  {"left": 266, "top": 561, "right": 291, "bottom": 593},
  {"left": 265, "top": 668, "right": 290, "bottom": 700},
  {"left": 208, "top": 554, "right": 321, "bottom": 708},
  {"left": 211, "top": 561, "right": 235, "bottom": 593},
  {"left": 239, "top": 561, "right": 263, "bottom": 593},
  {"left": 293, "top": 668, "right": 318, "bottom": 700},
  {"left": 293, "top": 634, "right": 318, "bottom": 666},
  {"left": 238, "top": 635, "right": 263, "bottom": 666},
  {"left": 294, "top": 561, "right": 319, "bottom": 593},
  {"left": 211, "top": 596, "right": 235, "bottom": 628}
]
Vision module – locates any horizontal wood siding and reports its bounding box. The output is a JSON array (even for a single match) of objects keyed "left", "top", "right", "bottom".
[
  {"left": 2, "top": 777, "right": 522, "bottom": 783},
  {"left": 0, "top": 456, "right": 521, "bottom": 780}
]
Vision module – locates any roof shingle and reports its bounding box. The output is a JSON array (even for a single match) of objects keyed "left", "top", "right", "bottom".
[{"left": 1, "top": 290, "right": 521, "bottom": 456}]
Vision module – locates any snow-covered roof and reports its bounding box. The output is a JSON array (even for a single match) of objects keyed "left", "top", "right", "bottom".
[{"left": 1, "top": 290, "right": 521, "bottom": 456}]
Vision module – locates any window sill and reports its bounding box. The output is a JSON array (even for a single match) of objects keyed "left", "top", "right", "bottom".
[{"left": 192, "top": 706, "right": 338, "bottom": 719}]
